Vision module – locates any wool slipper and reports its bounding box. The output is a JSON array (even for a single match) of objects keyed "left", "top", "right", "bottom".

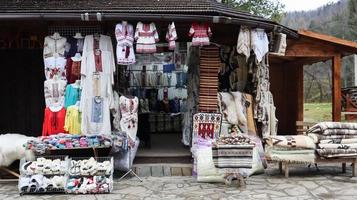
[{"left": 18, "top": 176, "right": 30, "bottom": 192}]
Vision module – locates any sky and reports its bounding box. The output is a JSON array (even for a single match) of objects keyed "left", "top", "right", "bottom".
[{"left": 280, "top": 0, "right": 340, "bottom": 12}]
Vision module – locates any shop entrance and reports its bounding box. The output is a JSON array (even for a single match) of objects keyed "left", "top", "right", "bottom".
[
  {"left": 119, "top": 49, "right": 192, "bottom": 163},
  {"left": 0, "top": 49, "right": 44, "bottom": 136}
]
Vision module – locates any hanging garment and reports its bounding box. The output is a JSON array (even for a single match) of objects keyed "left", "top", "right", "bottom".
[
  {"left": 252, "top": 56, "right": 277, "bottom": 138},
  {"left": 64, "top": 37, "right": 84, "bottom": 58},
  {"left": 64, "top": 84, "right": 81, "bottom": 108},
  {"left": 251, "top": 29, "right": 269, "bottom": 63},
  {"left": 81, "top": 34, "right": 116, "bottom": 83},
  {"left": 81, "top": 50, "right": 116, "bottom": 84},
  {"left": 66, "top": 58, "right": 81, "bottom": 84},
  {"left": 119, "top": 96, "right": 139, "bottom": 141},
  {"left": 81, "top": 96, "right": 112, "bottom": 135},
  {"left": 115, "top": 22, "right": 136, "bottom": 65},
  {"left": 44, "top": 56, "right": 67, "bottom": 80},
  {"left": 166, "top": 22, "right": 178, "bottom": 50},
  {"left": 182, "top": 46, "right": 200, "bottom": 146},
  {"left": 111, "top": 91, "right": 121, "bottom": 131},
  {"left": 44, "top": 78, "right": 67, "bottom": 108},
  {"left": 43, "top": 35, "right": 67, "bottom": 58},
  {"left": 134, "top": 22, "right": 159, "bottom": 53},
  {"left": 272, "top": 33, "right": 287, "bottom": 56},
  {"left": 236, "top": 26, "right": 251, "bottom": 60},
  {"left": 42, "top": 107, "right": 66, "bottom": 136},
  {"left": 188, "top": 23, "right": 212, "bottom": 46},
  {"left": 64, "top": 105, "right": 81, "bottom": 134},
  {"left": 80, "top": 73, "right": 113, "bottom": 135}
]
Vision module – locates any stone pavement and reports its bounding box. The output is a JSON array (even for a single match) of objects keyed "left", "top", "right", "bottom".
[{"left": 1, "top": 163, "right": 357, "bottom": 200}]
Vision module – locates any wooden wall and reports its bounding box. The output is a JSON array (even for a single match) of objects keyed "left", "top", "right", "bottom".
[{"left": 270, "top": 61, "right": 304, "bottom": 135}]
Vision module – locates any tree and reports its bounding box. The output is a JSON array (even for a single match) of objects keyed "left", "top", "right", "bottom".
[
  {"left": 348, "top": 0, "right": 357, "bottom": 40},
  {"left": 221, "top": 0, "right": 285, "bottom": 22}
]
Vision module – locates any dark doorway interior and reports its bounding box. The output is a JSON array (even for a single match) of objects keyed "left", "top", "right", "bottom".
[{"left": 0, "top": 49, "right": 44, "bottom": 136}]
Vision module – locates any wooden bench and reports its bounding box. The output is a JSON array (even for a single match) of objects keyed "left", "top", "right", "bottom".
[
  {"left": 278, "top": 158, "right": 357, "bottom": 178},
  {"left": 276, "top": 121, "right": 357, "bottom": 178}
]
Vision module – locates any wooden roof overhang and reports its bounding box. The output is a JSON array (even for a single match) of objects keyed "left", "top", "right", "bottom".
[
  {"left": 270, "top": 30, "right": 357, "bottom": 65},
  {"left": 270, "top": 29, "right": 357, "bottom": 123}
]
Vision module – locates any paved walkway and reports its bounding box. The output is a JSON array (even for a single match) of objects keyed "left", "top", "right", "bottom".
[{"left": 1, "top": 163, "right": 357, "bottom": 200}]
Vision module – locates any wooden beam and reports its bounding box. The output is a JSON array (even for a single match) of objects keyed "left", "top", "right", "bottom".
[
  {"left": 296, "top": 64, "right": 304, "bottom": 123},
  {"left": 332, "top": 54, "right": 342, "bottom": 122},
  {"left": 298, "top": 30, "right": 357, "bottom": 50}
]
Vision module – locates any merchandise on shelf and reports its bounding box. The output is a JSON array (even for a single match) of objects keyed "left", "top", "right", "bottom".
[
  {"left": 19, "top": 175, "right": 66, "bottom": 194},
  {"left": 69, "top": 157, "right": 113, "bottom": 176},
  {"left": 66, "top": 175, "right": 113, "bottom": 194},
  {"left": 20, "top": 156, "right": 68, "bottom": 176},
  {"left": 25, "top": 134, "right": 113, "bottom": 154}
]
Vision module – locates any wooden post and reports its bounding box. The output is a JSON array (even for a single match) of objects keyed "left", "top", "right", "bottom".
[
  {"left": 297, "top": 64, "right": 304, "bottom": 123},
  {"left": 332, "top": 54, "right": 342, "bottom": 122},
  {"left": 284, "top": 162, "right": 289, "bottom": 178}
]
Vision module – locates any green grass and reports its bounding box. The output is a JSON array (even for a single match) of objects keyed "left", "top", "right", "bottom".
[{"left": 304, "top": 103, "right": 332, "bottom": 122}]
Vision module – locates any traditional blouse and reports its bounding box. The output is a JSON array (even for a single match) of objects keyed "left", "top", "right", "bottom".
[
  {"left": 81, "top": 34, "right": 116, "bottom": 84},
  {"left": 42, "top": 107, "right": 66, "bottom": 136},
  {"left": 44, "top": 79, "right": 67, "bottom": 108},
  {"left": 44, "top": 56, "right": 67, "bottom": 80},
  {"left": 134, "top": 22, "right": 159, "bottom": 53},
  {"left": 66, "top": 58, "right": 81, "bottom": 84},
  {"left": 166, "top": 22, "right": 178, "bottom": 50},
  {"left": 64, "top": 84, "right": 81, "bottom": 108},
  {"left": 188, "top": 23, "right": 212, "bottom": 46},
  {"left": 80, "top": 73, "right": 113, "bottom": 135},
  {"left": 64, "top": 105, "right": 81, "bottom": 134},
  {"left": 64, "top": 37, "right": 84, "bottom": 58},
  {"left": 43, "top": 36, "right": 67, "bottom": 58},
  {"left": 115, "top": 22, "right": 136, "bottom": 65},
  {"left": 119, "top": 96, "right": 139, "bottom": 141}
]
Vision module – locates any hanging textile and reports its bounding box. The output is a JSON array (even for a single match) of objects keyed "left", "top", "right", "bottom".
[
  {"left": 64, "top": 105, "right": 81, "bottom": 135},
  {"left": 199, "top": 45, "right": 220, "bottom": 112},
  {"left": 166, "top": 22, "right": 178, "bottom": 50},
  {"left": 44, "top": 78, "right": 67, "bottom": 108},
  {"left": 188, "top": 23, "right": 212, "bottom": 47},
  {"left": 192, "top": 112, "right": 222, "bottom": 145},
  {"left": 43, "top": 34, "right": 67, "bottom": 58},
  {"left": 134, "top": 22, "right": 159, "bottom": 53},
  {"left": 44, "top": 56, "right": 67, "bottom": 80},
  {"left": 252, "top": 56, "right": 278, "bottom": 139},
  {"left": 42, "top": 107, "right": 66, "bottom": 136},
  {"left": 119, "top": 96, "right": 139, "bottom": 141},
  {"left": 182, "top": 46, "right": 200, "bottom": 146},
  {"left": 80, "top": 34, "right": 115, "bottom": 135},
  {"left": 115, "top": 21, "right": 136, "bottom": 65}
]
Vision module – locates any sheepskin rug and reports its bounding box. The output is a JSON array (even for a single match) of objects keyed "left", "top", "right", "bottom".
[{"left": 0, "top": 133, "right": 37, "bottom": 167}]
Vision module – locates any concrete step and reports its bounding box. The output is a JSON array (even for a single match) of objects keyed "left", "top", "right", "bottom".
[
  {"left": 134, "top": 156, "right": 192, "bottom": 164},
  {"left": 132, "top": 163, "right": 193, "bottom": 177}
]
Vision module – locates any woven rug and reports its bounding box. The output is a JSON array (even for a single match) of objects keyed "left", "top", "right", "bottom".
[
  {"left": 212, "top": 144, "right": 254, "bottom": 169},
  {"left": 199, "top": 46, "right": 220, "bottom": 112},
  {"left": 192, "top": 113, "right": 222, "bottom": 143}
]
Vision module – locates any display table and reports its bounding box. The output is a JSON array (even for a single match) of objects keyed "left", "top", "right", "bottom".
[{"left": 277, "top": 157, "right": 357, "bottom": 178}]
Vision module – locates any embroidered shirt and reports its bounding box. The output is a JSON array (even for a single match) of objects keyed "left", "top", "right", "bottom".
[{"left": 42, "top": 107, "right": 66, "bottom": 136}]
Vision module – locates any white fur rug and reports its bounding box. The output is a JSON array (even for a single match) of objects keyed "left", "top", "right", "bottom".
[{"left": 0, "top": 134, "right": 37, "bottom": 167}]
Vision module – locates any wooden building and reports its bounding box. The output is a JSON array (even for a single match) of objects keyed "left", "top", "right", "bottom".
[{"left": 0, "top": 0, "right": 356, "bottom": 137}]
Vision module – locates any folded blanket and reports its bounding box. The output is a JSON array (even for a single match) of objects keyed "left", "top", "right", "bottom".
[
  {"left": 266, "top": 135, "right": 316, "bottom": 149},
  {"left": 265, "top": 147, "right": 316, "bottom": 164},
  {"left": 212, "top": 145, "right": 254, "bottom": 169},
  {"left": 308, "top": 133, "right": 357, "bottom": 143},
  {"left": 320, "top": 138, "right": 357, "bottom": 144},
  {"left": 318, "top": 143, "right": 357, "bottom": 149},
  {"left": 317, "top": 148, "right": 357, "bottom": 158},
  {"left": 308, "top": 122, "right": 357, "bottom": 135}
]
